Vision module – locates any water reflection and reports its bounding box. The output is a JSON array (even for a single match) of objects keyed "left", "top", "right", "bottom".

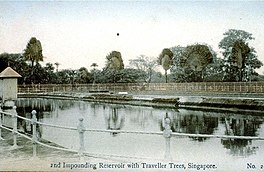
[
  {"left": 220, "top": 117, "right": 262, "bottom": 156},
  {"left": 159, "top": 111, "right": 218, "bottom": 142},
  {"left": 104, "top": 106, "right": 125, "bottom": 136},
  {"left": 14, "top": 98, "right": 264, "bottom": 158}
]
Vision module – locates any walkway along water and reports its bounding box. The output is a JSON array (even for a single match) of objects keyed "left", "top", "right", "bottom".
[{"left": 1, "top": 105, "right": 264, "bottom": 171}]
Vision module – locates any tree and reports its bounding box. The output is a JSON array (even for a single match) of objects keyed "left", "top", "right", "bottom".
[
  {"left": 170, "top": 45, "right": 222, "bottom": 82},
  {"left": 42, "top": 63, "right": 57, "bottom": 83},
  {"left": 230, "top": 40, "right": 250, "bottom": 81},
  {"left": 151, "top": 71, "right": 166, "bottom": 83},
  {"left": 105, "top": 51, "right": 124, "bottom": 71},
  {"left": 116, "top": 68, "right": 146, "bottom": 83},
  {"left": 0, "top": 53, "right": 10, "bottom": 72},
  {"left": 54, "top": 62, "right": 60, "bottom": 72},
  {"left": 105, "top": 51, "right": 124, "bottom": 83},
  {"left": 0, "top": 53, "right": 30, "bottom": 84},
  {"left": 170, "top": 46, "right": 186, "bottom": 82},
  {"left": 158, "top": 48, "right": 173, "bottom": 83},
  {"left": 201, "top": 45, "right": 225, "bottom": 82},
  {"left": 96, "top": 69, "right": 113, "bottom": 83},
  {"left": 219, "top": 29, "right": 263, "bottom": 81},
  {"left": 129, "top": 55, "right": 157, "bottom": 83},
  {"left": 33, "top": 63, "right": 46, "bottom": 83},
  {"left": 56, "top": 69, "right": 77, "bottom": 84},
  {"left": 245, "top": 48, "right": 263, "bottom": 81},
  {"left": 179, "top": 44, "right": 213, "bottom": 82},
  {"left": 203, "top": 56, "right": 225, "bottom": 82},
  {"left": 23, "top": 37, "right": 43, "bottom": 67},
  {"left": 254, "top": 73, "right": 264, "bottom": 81},
  {"left": 76, "top": 67, "right": 92, "bottom": 84},
  {"left": 91, "top": 63, "right": 98, "bottom": 69},
  {"left": 23, "top": 37, "right": 43, "bottom": 83},
  {"left": 91, "top": 63, "right": 98, "bottom": 84}
]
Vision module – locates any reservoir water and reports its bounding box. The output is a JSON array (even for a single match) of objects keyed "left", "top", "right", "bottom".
[{"left": 14, "top": 98, "right": 264, "bottom": 171}]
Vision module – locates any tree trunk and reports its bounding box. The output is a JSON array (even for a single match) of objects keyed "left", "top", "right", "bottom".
[
  {"left": 165, "top": 70, "right": 168, "bottom": 83},
  {"left": 148, "top": 69, "right": 152, "bottom": 83},
  {"left": 93, "top": 72, "right": 96, "bottom": 85},
  {"left": 239, "top": 68, "right": 242, "bottom": 82},
  {"left": 31, "top": 60, "right": 35, "bottom": 84}
]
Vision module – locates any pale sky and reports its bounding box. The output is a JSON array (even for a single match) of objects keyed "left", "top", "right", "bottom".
[{"left": 0, "top": 1, "right": 264, "bottom": 73}]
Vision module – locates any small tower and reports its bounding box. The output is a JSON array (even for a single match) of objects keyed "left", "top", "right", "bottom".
[{"left": 0, "top": 67, "right": 22, "bottom": 108}]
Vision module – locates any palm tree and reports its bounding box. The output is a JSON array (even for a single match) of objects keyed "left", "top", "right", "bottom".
[
  {"left": 91, "top": 63, "right": 98, "bottom": 84},
  {"left": 23, "top": 37, "right": 43, "bottom": 83},
  {"left": 158, "top": 48, "right": 173, "bottom": 83},
  {"left": 105, "top": 51, "right": 124, "bottom": 83},
  {"left": 231, "top": 40, "right": 250, "bottom": 81},
  {"left": 55, "top": 62, "right": 60, "bottom": 73},
  {"left": 91, "top": 63, "right": 98, "bottom": 68},
  {"left": 106, "top": 51, "right": 124, "bottom": 71},
  {"left": 23, "top": 37, "right": 43, "bottom": 67},
  {"left": 180, "top": 44, "right": 213, "bottom": 81}
]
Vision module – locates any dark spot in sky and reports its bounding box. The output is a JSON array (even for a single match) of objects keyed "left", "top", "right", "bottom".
[{"left": 117, "top": 33, "right": 119, "bottom": 36}]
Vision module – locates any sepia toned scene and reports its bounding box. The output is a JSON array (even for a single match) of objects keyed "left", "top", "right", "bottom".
[{"left": 1, "top": 1, "right": 264, "bottom": 171}]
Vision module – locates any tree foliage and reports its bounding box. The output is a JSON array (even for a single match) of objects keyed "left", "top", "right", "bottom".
[
  {"left": 90, "top": 63, "right": 98, "bottom": 84},
  {"left": 76, "top": 67, "right": 92, "bottom": 84},
  {"left": 105, "top": 51, "right": 125, "bottom": 83},
  {"left": 56, "top": 69, "right": 76, "bottom": 84},
  {"left": 129, "top": 55, "right": 157, "bottom": 82},
  {"left": 42, "top": 63, "right": 57, "bottom": 83},
  {"left": 230, "top": 40, "right": 250, "bottom": 69},
  {"left": 219, "top": 29, "right": 263, "bottom": 81},
  {"left": 180, "top": 44, "right": 213, "bottom": 72},
  {"left": 0, "top": 53, "right": 30, "bottom": 84},
  {"left": 91, "top": 63, "right": 98, "bottom": 68},
  {"left": 170, "top": 44, "right": 214, "bottom": 82},
  {"left": 1, "top": 29, "right": 263, "bottom": 85},
  {"left": 203, "top": 56, "right": 225, "bottom": 82},
  {"left": 105, "top": 51, "right": 124, "bottom": 71},
  {"left": 23, "top": 37, "right": 43, "bottom": 67},
  {"left": 169, "top": 46, "right": 186, "bottom": 82},
  {"left": 23, "top": 37, "right": 44, "bottom": 83},
  {"left": 158, "top": 48, "right": 173, "bottom": 83},
  {"left": 117, "top": 68, "right": 146, "bottom": 83},
  {"left": 95, "top": 68, "right": 145, "bottom": 83},
  {"left": 158, "top": 48, "right": 173, "bottom": 70}
]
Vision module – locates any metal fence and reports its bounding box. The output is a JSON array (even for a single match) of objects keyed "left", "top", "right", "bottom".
[
  {"left": 18, "top": 82, "right": 264, "bottom": 93},
  {"left": 1, "top": 107, "right": 264, "bottom": 161}
]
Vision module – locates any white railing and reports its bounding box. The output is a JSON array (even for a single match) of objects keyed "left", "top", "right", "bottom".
[{"left": 1, "top": 107, "right": 264, "bottom": 161}]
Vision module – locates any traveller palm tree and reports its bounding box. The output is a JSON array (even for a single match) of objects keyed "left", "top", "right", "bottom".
[
  {"left": 91, "top": 63, "right": 98, "bottom": 84},
  {"left": 180, "top": 44, "right": 213, "bottom": 81},
  {"left": 105, "top": 51, "right": 124, "bottom": 83},
  {"left": 230, "top": 40, "right": 250, "bottom": 81},
  {"left": 23, "top": 37, "right": 43, "bottom": 83},
  {"left": 158, "top": 48, "right": 173, "bottom": 83},
  {"left": 23, "top": 37, "right": 43, "bottom": 68}
]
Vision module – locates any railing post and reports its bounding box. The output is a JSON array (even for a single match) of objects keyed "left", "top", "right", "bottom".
[
  {"left": 11, "top": 106, "right": 18, "bottom": 149},
  {"left": 0, "top": 107, "right": 4, "bottom": 140},
  {"left": 31, "top": 110, "right": 37, "bottom": 158},
  {"left": 163, "top": 117, "right": 172, "bottom": 161},
  {"left": 78, "top": 118, "right": 85, "bottom": 157}
]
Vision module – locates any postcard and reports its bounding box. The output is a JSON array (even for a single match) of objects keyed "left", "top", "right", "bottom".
[{"left": 0, "top": 1, "right": 264, "bottom": 171}]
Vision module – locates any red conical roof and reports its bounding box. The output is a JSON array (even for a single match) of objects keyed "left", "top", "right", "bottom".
[{"left": 0, "top": 67, "right": 22, "bottom": 78}]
